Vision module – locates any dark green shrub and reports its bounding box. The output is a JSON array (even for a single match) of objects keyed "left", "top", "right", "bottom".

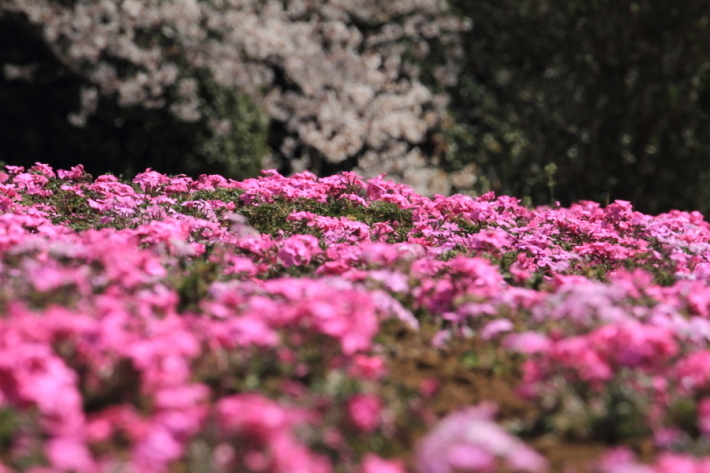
[
  {"left": 0, "top": 12, "right": 268, "bottom": 181},
  {"left": 447, "top": 0, "right": 710, "bottom": 215}
]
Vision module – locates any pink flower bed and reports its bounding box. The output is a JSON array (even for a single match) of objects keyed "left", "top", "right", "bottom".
[{"left": 0, "top": 162, "right": 710, "bottom": 471}]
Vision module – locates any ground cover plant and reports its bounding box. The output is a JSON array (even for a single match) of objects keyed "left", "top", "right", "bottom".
[{"left": 2, "top": 163, "right": 710, "bottom": 472}]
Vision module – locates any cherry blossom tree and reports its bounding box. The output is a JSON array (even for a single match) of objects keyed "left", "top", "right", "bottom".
[{"left": 2, "top": 0, "right": 472, "bottom": 195}]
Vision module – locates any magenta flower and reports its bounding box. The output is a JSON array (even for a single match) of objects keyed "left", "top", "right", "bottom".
[
  {"left": 278, "top": 234, "right": 322, "bottom": 267},
  {"left": 347, "top": 393, "right": 383, "bottom": 432},
  {"left": 552, "top": 336, "right": 613, "bottom": 383},
  {"left": 676, "top": 350, "right": 710, "bottom": 393},
  {"left": 44, "top": 437, "right": 95, "bottom": 473},
  {"left": 589, "top": 321, "right": 678, "bottom": 370},
  {"left": 57, "top": 164, "right": 86, "bottom": 180},
  {"left": 698, "top": 398, "right": 710, "bottom": 436},
  {"left": 133, "top": 169, "right": 170, "bottom": 191},
  {"left": 13, "top": 172, "right": 51, "bottom": 196},
  {"left": 348, "top": 355, "right": 388, "bottom": 381}
]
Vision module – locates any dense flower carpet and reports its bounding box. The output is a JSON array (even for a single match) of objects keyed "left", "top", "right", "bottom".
[{"left": 0, "top": 163, "right": 710, "bottom": 472}]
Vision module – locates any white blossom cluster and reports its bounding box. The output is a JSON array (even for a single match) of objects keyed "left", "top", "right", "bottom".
[{"left": 2, "top": 0, "right": 472, "bottom": 195}]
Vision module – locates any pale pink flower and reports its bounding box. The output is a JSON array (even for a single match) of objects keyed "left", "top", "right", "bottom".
[
  {"left": 503, "top": 332, "right": 552, "bottom": 355},
  {"left": 593, "top": 447, "right": 653, "bottom": 473},
  {"left": 360, "top": 454, "right": 408, "bottom": 473},
  {"left": 415, "top": 403, "right": 547, "bottom": 473},
  {"left": 480, "top": 319, "right": 514, "bottom": 340}
]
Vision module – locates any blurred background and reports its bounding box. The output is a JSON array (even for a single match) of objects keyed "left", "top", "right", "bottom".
[{"left": 2, "top": 0, "right": 710, "bottom": 216}]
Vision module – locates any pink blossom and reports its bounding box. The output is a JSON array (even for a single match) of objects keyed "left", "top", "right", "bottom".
[
  {"left": 12, "top": 172, "right": 51, "bottom": 196},
  {"left": 8, "top": 163, "right": 710, "bottom": 471},
  {"left": 30, "top": 163, "right": 56, "bottom": 178},
  {"left": 131, "top": 423, "right": 184, "bottom": 472},
  {"left": 44, "top": 437, "right": 95, "bottom": 473},
  {"left": 420, "top": 378, "right": 440, "bottom": 398},
  {"left": 589, "top": 321, "right": 678, "bottom": 370},
  {"left": 302, "top": 285, "right": 379, "bottom": 355},
  {"left": 415, "top": 403, "right": 547, "bottom": 473},
  {"left": 4, "top": 165, "right": 23, "bottom": 175},
  {"left": 652, "top": 453, "right": 710, "bottom": 473},
  {"left": 593, "top": 448, "right": 653, "bottom": 473},
  {"left": 698, "top": 398, "right": 710, "bottom": 436},
  {"left": 348, "top": 355, "right": 388, "bottom": 381},
  {"left": 347, "top": 393, "right": 383, "bottom": 432},
  {"left": 153, "top": 384, "right": 209, "bottom": 411},
  {"left": 503, "top": 332, "right": 552, "bottom": 355},
  {"left": 677, "top": 351, "right": 710, "bottom": 393},
  {"left": 216, "top": 393, "right": 315, "bottom": 441},
  {"left": 552, "top": 336, "right": 613, "bottom": 383},
  {"left": 480, "top": 319, "right": 514, "bottom": 340},
  {"left": 360, "top": 454, "right": 408, "bottom": 473},
  {"left": 57, "top": 164, "right": 86, "bottom": 180},
  {"left": 278, "top": 234, "right": 322, "bottom": 267},
  {"left": 133, "top": 169, "right": 170, "bottom": 191}
]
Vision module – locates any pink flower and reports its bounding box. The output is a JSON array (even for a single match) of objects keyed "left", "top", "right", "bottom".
[
  {"left": 652, "top": 453, "right": 710, "bottom": 473},
  {"left": 216, "top": 393, "right": 315, "bottom": 441},
  {"left": 30, "top": 162, "right": 56, "bottom": 178},
  {"left": 685, "top": 281, "right": 710, "bottom": 317},
  {"left": 300, "top": 285, "right": 379, "bottom": 355},
  {"left": 589, "top": 321, "right": 678, "bottom": 370},
  {"left": 13, "top": 172, "right": 51, "bottom": 196},
  {"left": 676, "top": 351, "right": 710, "bottom": 393},
  {"left": 278, "top": 234, "right": 322, "bottom": 267},
  {"left": 360, "top": 454, "right": 408, "bottom": 473},
  {"left": 415, "top": 403, "right": 547, "bottom": 473},
  {"left": 348, "top": 355, "right": 387, "bottom": 381},
  {"left": 698, "top": 398, "right": 710, "bottom": 436},
  {"left": 5, "top": 165, "right": 24, "bottom": 175},
  {"left": 132, "top": 423, "right": 184, "bottom": 472},
  {"left": 509, "top": 253, "right": 533, "bottom": 284},
  {"left": 480, "top": 319, "right": 514, "bottom": 340},
  {"left": 420, "top": 378, "right": 440, "bottom": 398},
  {"left": 444, "top": 444, "right": 494, "bottom": 472},
  {"left": 347, "top": 393, "right": 383, "bottom": 432},
  {"left": 57, "top": 164, "right": 86, "bottom": 180},
  {"left": 503, "top": 332, "right": 552, "bottom": 355},
  {"left": 190, "top": 174, "right": 231, "bottom": 191},
  {"left": 153, "top": 384, "right": 209, "bottom": 411},
  {"left": 593, "top": 447, "right": 653, "bottom": 473},
  {"left": 44, "top": 437, "right": 95, "bottom": 473},
  {"left": 133, "top": 169, "right": 170, "bottom": 191},
  {"left": 552, "top": 336, "right": 613, "bottom": 383}
]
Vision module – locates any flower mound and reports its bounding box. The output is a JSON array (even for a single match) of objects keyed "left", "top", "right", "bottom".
[{"left": 0, "top": 163, "right": 709, "bottom": 472}]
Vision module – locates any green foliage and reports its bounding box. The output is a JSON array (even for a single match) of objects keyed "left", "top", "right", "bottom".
[
  {"left": 237, "top": 197, "right": 414, "bottom": 242},
  {"left": 183, "top": 68, "right": 270, "bottom": 181},
  {"left": 540, "top": 375, "right": 653, "bottom": 442},
  {"left": 447, "top": 0, "right": 710, "bottom": 215},
  {"left": 174, "top": 257, "right": 221, "bottom": 313}
]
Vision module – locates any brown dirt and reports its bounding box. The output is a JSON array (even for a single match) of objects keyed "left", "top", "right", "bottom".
[{"left": 378, "top": 319, "right": 657, "bottom": 473}]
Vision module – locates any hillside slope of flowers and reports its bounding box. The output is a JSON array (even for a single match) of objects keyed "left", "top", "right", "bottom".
[{"left": 1, "top": 163, "right": 710, "bottom": 472}]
